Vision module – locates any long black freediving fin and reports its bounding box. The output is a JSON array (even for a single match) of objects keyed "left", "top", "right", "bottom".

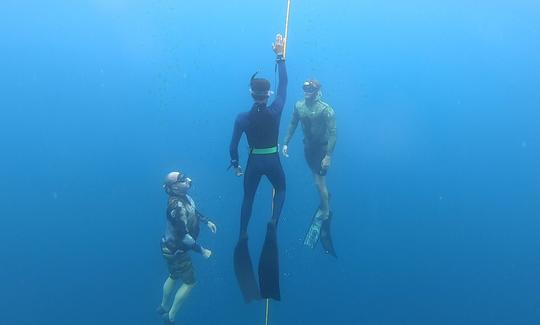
[
  {"left": 234, "top": 238, "right": 260, "bottom": 303},
  {"left": 320, "top": 212, "right": 337, "bottom": 257},
  {"left": 258, "top": 222, "right": 280, "bottom": 301}
]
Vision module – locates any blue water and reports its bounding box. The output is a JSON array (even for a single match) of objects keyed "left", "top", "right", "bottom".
[{"left": 1, "top": 1, "right": 539, "bottom": 324}]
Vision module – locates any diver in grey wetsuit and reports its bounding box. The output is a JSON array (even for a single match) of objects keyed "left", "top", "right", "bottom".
[{"left": 157, "top": 171, "right": 217, "bottom": 325}]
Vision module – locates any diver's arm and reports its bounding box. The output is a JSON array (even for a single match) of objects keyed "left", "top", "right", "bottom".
[
  {"left": 181, "top": 233, "right": 204, "bottom": 254},
  {"left": 180, "top": 219, "right": 212, "bottom": 257},
  {"left": 196, "top": 210, "right": 217, "bottom": 233},
  {"left": 171, "top": 205, "right": 205, "bottom": 254},
  {"left": 229, "top": 117, "right": 243, "bottom": 169},
  {"left": 283, "top": 105, "right": 299, "bottom": 146},
  {"left": 271, "top": 33, "right": 288, "bottom": 113},
  {"left": 196, "top": 210, "right": 209, "bottom": 224},
  {"left": 326, "top": 107, "right": 337, "bottom": 155},
  {"left": 273, "top": 57, "right": 288, "bottom": 113}
]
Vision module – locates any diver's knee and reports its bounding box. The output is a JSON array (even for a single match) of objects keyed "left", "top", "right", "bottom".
[{"left": 181, "top": 279, "right": 196, "bottom": 290}]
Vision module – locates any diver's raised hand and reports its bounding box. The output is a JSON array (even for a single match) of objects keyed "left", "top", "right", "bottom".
[
  {"left": 207, "top": 221, "right": 217, "bottom": 234},
  {"left": 202, "top": 248, "right": 212, "bottom": 259},
  {"left": 282, "top": 145, "right": 289, "bottom": 158},
  {"left": 272, "top": 33, "right": 285, "bottom": 56}
]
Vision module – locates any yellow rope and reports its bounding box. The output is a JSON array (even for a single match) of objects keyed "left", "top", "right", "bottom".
[
  {"left": 272, "top": 188, "right": 276, "bottom": 210},
  {"left": 283, "top": 0, "right": 291, "bottom": 59},
  {"left": 265, "top": 299, "right": 270, "bottom": 325}
]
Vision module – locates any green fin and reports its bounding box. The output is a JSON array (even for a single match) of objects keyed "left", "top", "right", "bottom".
[
  {"left": 304, "top": 208, "right": 324, "bottom": 248},
  {"left": 320, "top": 212, "right": 337, "bottom": 257}
]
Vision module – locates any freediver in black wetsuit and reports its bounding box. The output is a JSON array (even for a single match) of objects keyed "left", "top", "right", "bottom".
[{"left": 229, "top": 33, "right": 287, "bottom": 302}]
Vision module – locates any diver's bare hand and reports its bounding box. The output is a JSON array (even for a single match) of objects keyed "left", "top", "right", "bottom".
[
  {"left": 202, "top": 248, "right": 212, "bottom": 259},
  {"left": 321, "top": 155, "right": 331, "bottom": 169},
  {"left": 282, "top": 145, "right": 289, "bottom": 158},
  {"left": 272, "top": 33, "right": 285, "bottom": 56},
  {"left": 235, "top": 166, "right": 244, "bottom": 177},
  {"left": 207, "top": 221, "right": 217, "bottom": 234}
]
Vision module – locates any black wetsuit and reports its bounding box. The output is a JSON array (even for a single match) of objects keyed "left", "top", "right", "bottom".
[{"left": 229, "top": 57, "right": 288, "bottom": 238}]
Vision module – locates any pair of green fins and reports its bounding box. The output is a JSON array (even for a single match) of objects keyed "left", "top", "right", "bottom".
[{"left": 234, "top": 208, "right": 336, "bottom": 303}]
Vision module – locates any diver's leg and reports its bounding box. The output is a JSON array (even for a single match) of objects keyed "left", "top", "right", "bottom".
[
  {"left": 167, "top": 283, "right": 195, "bottom": 321},
  {"left": 258, "top": 155, "right": 285, "bottom": 300},
  {"left": 304, "top": 144, "right": 328, "bottom": 219},
  {"left": 314, "top": 173, "right": 330, "bottom": 219},
  {"left": 240, "top": 159, "right": 262, "bottom": 238},
  {"left": 266, "top": 156, "right": 286, "bottom": 226},
  {"left": 235, "top": 156, "right": 263, "bottom": 302},
  {"left": 159, "top": 276, "right": 176, "bottom": 311}
]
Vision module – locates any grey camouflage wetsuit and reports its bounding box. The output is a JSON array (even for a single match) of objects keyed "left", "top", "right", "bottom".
[{"left": 161, "top": 194, "right": 209, "bottom": 283}]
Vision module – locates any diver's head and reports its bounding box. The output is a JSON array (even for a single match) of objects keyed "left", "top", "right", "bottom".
[
  {"left": 250, "top": 72, "right": 272, "bottom": 103},
  {"left": 163, "top": 171, "right": 192, "bottom": 196},
  {"left": 303, "top": 79, "right": 321, "bottom": 101}
]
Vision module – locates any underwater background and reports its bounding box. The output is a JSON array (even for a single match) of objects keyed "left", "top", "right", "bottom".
[{"left": 1, "top": 0, "right": 539, "bottom": 324}]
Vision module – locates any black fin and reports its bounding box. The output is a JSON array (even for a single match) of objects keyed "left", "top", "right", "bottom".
[
  {"left": 258, "top": 222, "right": 281, "bottom": 300},
  {"left": 234, "top": 238, "right": 260, "bottom": 303}
]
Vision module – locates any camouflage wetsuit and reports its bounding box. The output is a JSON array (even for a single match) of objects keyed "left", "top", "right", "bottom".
[
  {"left": 161, "top": 195, "right": 209, "bottom": 284},
  {"left": 283, "top": 95, "right": 336, "bottom": 175}
]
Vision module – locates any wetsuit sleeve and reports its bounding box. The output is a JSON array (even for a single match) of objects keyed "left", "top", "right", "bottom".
[
  {"left": 326, "top": 107, "right": 337, "bottom": 155},
  {"left": 271, "top": 56, "right": 288, "bottom": 114},
  {"left": 182, "top": 234, "right": 203, "bottom": 254},
  {"left": 196, "top": 210, "right": 210, "bottom": 225},
  {"left": 283, "top": 104, "right": 300, "bottom": 145},
  {"left": 229, "top": 117, "right": 243, "bottom": 168}
]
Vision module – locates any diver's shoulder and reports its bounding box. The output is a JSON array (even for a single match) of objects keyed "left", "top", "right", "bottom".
[
  {"left": 319, "top": 100, "right": 335, "bottom": 114},
  {"left": 318, "top": 99, "right": 331, "bottom": 108},
  {"left": 237, "top": 110, "right": 250, "bottom": 118},
  {"left": 235, "top": 111, "right": 250, "bottom": 123},
  {"left": 186, "top": 195, "right": 196, "bottom": 209},
  {"left": 295, "top": 99, "right": 310, "bottom": 112}
]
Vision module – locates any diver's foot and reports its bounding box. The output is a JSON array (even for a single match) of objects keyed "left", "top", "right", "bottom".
[
  {"left": 317, "top": 209, "right": 330, "bottom": 221},
  {"left": 156, "top": 305, "right": 169, "bottom": 316},
  {"left": 162, "top": 313, "right": 175, "bottom": 325}
]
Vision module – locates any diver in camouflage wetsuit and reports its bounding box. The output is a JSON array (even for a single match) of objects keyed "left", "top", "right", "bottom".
[
  {"left": 282, "top": 80, "right": 337, "bottom": 254},
  {"left": 157, "top": 171, "right": 217, "bottom": 324}
]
